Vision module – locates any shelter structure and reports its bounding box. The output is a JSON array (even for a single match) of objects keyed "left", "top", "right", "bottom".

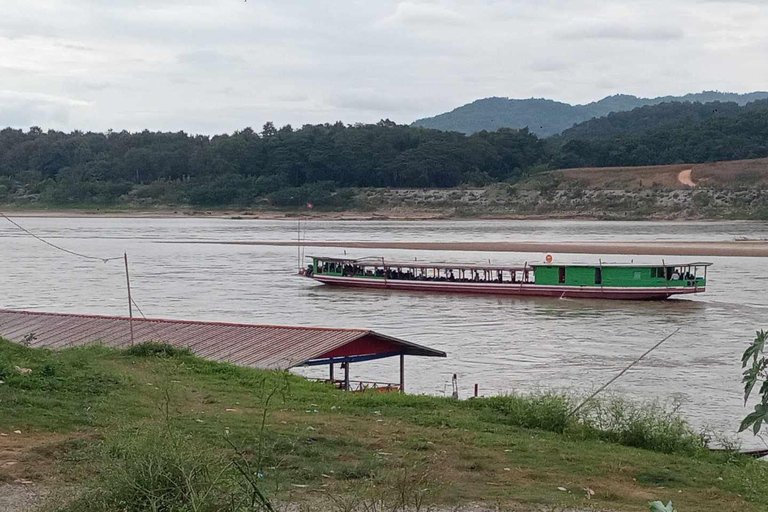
[{"left": 0, "top": 309, "right": 446, "bottom": 392}]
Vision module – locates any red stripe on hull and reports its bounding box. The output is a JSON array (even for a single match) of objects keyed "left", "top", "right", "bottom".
[{"left": 308, "top": 276, "right": 703, "bottom": 300}]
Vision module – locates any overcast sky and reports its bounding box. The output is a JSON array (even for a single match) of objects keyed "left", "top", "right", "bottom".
[{"left": 1, "top": 0, "right": 767, "bottom": 134}]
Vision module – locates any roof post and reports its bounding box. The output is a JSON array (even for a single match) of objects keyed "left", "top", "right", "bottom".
[
  {"left": 399, "top": 353, "right": 405, "bottom": 394},
  {"left": 329, "top": 363, "right": 335, "bottom": 385},
  {"left": 344, "top": 362, "right": 350, "bottom": 391}
]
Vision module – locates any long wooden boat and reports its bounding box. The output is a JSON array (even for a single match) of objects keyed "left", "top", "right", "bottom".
[{"left": 301, "top": 256, "right": 711, "bottom": 300}]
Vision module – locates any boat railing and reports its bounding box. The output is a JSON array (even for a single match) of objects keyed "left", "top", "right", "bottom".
[{"left": 310, "top": 378, "right": 400, "bottom": 393}]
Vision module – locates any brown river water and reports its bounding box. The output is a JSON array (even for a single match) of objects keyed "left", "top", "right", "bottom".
[{"left": 1, "top": 218, "right": 767, "bottom": 446}]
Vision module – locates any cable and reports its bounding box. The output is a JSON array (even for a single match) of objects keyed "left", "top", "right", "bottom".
[
  {"left": 567, "top": 328, "right": 681, "bottom": 418},
  {"left": 130, "top": 297, "right": 149, "bottom": 320},
  {"left": 1, "top": 212, "right": 170, "bottom": 345},
  {"left": 1, "top": 212, "right": 123, "bottom": 263}
]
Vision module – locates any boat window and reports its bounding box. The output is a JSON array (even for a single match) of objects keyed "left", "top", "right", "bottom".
[
  {"left": 595, "top": 267, "right": 602, "bottom": 285},
  {"left": 558, "top": 266, "right": 566, "bottom": 284},
  {"left": 651, "top": 268, "right": 657, "bottom": 278}
]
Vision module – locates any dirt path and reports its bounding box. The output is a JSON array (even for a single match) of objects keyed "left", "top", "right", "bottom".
[
  {"left": 0, "top": 432, "right": 71, "bottom": 511},
  {"left": 678, "top": 169, "right": 696, "bottom": 187},
  {"left": 0, "top": 484, "right": 47, "bottom": 512}
]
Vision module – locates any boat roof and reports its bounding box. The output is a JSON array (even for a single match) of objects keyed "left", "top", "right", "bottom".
[{"left": 308, "top": 256, "right": 712, "bottom": 271}]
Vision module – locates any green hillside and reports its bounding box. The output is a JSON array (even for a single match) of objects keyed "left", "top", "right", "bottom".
[
  {"left": 554, "top": 100, "right": 768, "bottom": 168},
  {"left": 412, "top": 91, "right": 768, "bottom": 136},
  {"left": 2, "top": 338, "right": 768, "bottom": 511},
  {"left": 556, "top": 101, "right": 745, "bottom": 141}
]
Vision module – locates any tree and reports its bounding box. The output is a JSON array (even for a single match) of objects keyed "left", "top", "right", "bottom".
[
  {"left": 261, "top": 122, "right": 277, "bottom": 139},
  {"left": 739, "top": 330, "right": 768, "bottom": 434}
]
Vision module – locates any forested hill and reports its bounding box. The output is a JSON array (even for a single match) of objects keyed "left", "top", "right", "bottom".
[
  {"left": 412, "top": 91, "right": 768, "bottom": 136},
  {"left": 554, "top": 99, "right": 768, "bottom": 168},
  {"left": 1, "top": 99, "right": 768, "bottom": 209},
  {"left": 556, "top": 101, "right": 748, "bottom": 141}
]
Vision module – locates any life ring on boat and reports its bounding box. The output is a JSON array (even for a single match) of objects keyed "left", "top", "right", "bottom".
[{"left": 545, "top": 254, "right": 553, "bottom": 264}]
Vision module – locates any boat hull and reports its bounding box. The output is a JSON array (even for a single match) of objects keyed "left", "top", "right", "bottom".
[{"left": 308, "top": 275, "right": 703, "bottom": 300}]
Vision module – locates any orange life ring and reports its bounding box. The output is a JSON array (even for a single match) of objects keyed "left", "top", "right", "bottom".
[{"left": 545, "top": 254, "right": 553, "bottom": 263}]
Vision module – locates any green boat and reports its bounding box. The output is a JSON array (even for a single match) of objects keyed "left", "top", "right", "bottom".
[{"left": 301, "top": 257, "right": 711, "bottom": 300}]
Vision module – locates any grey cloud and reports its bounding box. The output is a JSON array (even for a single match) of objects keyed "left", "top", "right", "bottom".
[
  {"left": 529, "top": 59, "right": 569, "bottom": 73},
  {"left": 176, "top": 50, "right": 247, "bottom": 69},
  {"left": 329, "top": 90, "right": 429, "bottom": 113},
  {"left": 0, "top": 97, "right": 76, "bottom": 128},
  {"left": 559, "top": 24, "right": 684, "bottom": 41},
  {"left": 0, "top": 0, "right": 766, "bottom": 132},
  {"left": 378, "top": 2, "right": 465, "bottom": 27}
]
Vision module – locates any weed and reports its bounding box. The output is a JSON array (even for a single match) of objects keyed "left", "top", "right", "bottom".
[
  {"left": 474, "top": 392, "right": 573, "bottom": 433},
  {"left": 57, "top": 426, "right": 273, "bottom": 512},
  {"left": 468, "top": 391, "right": 706, "bottom": 455},
  {"left": 124, "top": 342, "right": 192, "bottom": 358}
]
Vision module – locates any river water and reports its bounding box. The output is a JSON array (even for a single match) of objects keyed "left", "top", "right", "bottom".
[{"left": 1, "top": 217, "right": 767, "bottom": 446}]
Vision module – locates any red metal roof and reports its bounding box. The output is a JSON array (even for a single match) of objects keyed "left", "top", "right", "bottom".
[{"left": 0, "top": 309, "right": 445, "bottom": 370}]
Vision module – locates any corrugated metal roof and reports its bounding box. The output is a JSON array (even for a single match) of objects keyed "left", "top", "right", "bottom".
[{"left": 0, "top": 309, "right": 446, "bottom": 370}]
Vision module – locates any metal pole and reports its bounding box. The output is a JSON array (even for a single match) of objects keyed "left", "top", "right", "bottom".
[
  {"left": 344, "top": 362, "right": 350, "bottom": 391},
  {"left": 329, "top": 363, "right": 335, "bottom": 384},
  {"left": 297, "top": 221, "right": 301, "bottom": 272},
  {"left": 399, "top": 353, "right": 405, "bottom": 393},
  {"left": 124, "top": 253, "right": 134, "bottom": 346}
]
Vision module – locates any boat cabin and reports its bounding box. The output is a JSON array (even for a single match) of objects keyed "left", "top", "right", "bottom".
[{"left": 533, "top": 263, "right": 709, "bottom": 288}]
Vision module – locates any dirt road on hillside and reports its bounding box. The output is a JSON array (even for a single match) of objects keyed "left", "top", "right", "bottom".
[{"left": 678, "top": 169, "right": 696, "bottom": 187}]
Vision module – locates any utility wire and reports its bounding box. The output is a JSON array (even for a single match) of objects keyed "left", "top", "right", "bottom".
[
  {"left": 130, "top": 297, "right": 150, "bottom": 321},
  {"left": 568, "top": 328, "right": 681, "bottom": 418},
  {"left": 1, "top": 212, "right": 122, "bottom": 263},
  {"left": 130, "top": 297, "right": 173, "bottom": 343},
  {"left": 1, "top": 212, "right": 170, "bottom": 345}
]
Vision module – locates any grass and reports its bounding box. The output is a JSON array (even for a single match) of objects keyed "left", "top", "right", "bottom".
[{"left": 2, "top": 338, "right": 768, "bottom": 511}]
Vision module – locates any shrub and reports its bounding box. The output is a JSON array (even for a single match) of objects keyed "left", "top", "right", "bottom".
[
  {"left": 469, "top": 391, "right": 706, "bottom": 455},
  {"left": 57, "top": 427, "right": 273, "bottom": 512},
  {"left": 472, "top": 392, "right": 574, "bottom": 433},
  {"left": 124, "top": 342, "right": 191, "bottom": 358},
  {"left": 582, "top": 397, "right": 705, "bottom": 455}
]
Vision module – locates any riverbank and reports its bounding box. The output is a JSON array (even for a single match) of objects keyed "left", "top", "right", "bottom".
[
  {"left": 2, "top": 339, "right": 767, "bottom": 512},
  {"left": 163, "top": 239, "right": 768, "bottom": 258},
  {"left": 2, "top": 180, "right": 768, "bottom": 221}
]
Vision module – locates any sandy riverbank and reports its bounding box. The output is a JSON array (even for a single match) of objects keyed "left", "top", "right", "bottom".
[
  {"left": 0, "top": 207, "right": 760, "bottom": 222},
  {"left": 0, "top": 208, "right": 455, "bottom": 220},
  {"left": 161, "top": 240, "right": 768, "bottom": 257}
]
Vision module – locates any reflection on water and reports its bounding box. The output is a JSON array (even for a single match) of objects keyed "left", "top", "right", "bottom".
[{"left": 1, "top": 217, "right": 767, "bottom": 446}]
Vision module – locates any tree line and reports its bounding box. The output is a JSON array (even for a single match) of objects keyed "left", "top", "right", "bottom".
[
  {"left": 1, "top": 100, "right": 767, "bottom": 208},
  {"left": 0, "top": 121, "right": 544, "bottom": 207}
]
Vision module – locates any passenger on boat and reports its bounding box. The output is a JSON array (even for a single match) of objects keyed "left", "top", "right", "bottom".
[
  {"left": 306, "top": 265, "right": 314, "bottom": 277},
  {"left": 671, "top": 270, "right": 681, "bottom": 280},
  {"left": 473, "top": 271, "right": 480, "bottom": 282}
]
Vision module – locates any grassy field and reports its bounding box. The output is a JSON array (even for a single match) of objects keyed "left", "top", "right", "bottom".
[{"left": 1, "top": 339, "right": 767, "bottom": 511}]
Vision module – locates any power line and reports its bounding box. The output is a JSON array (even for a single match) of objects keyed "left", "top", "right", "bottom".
[
  {"left": 0, "top": 212, "right": 123, "bottom": 263},
  {"left": 2, "top": 212, "right": 169, "bottom": 344}
]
